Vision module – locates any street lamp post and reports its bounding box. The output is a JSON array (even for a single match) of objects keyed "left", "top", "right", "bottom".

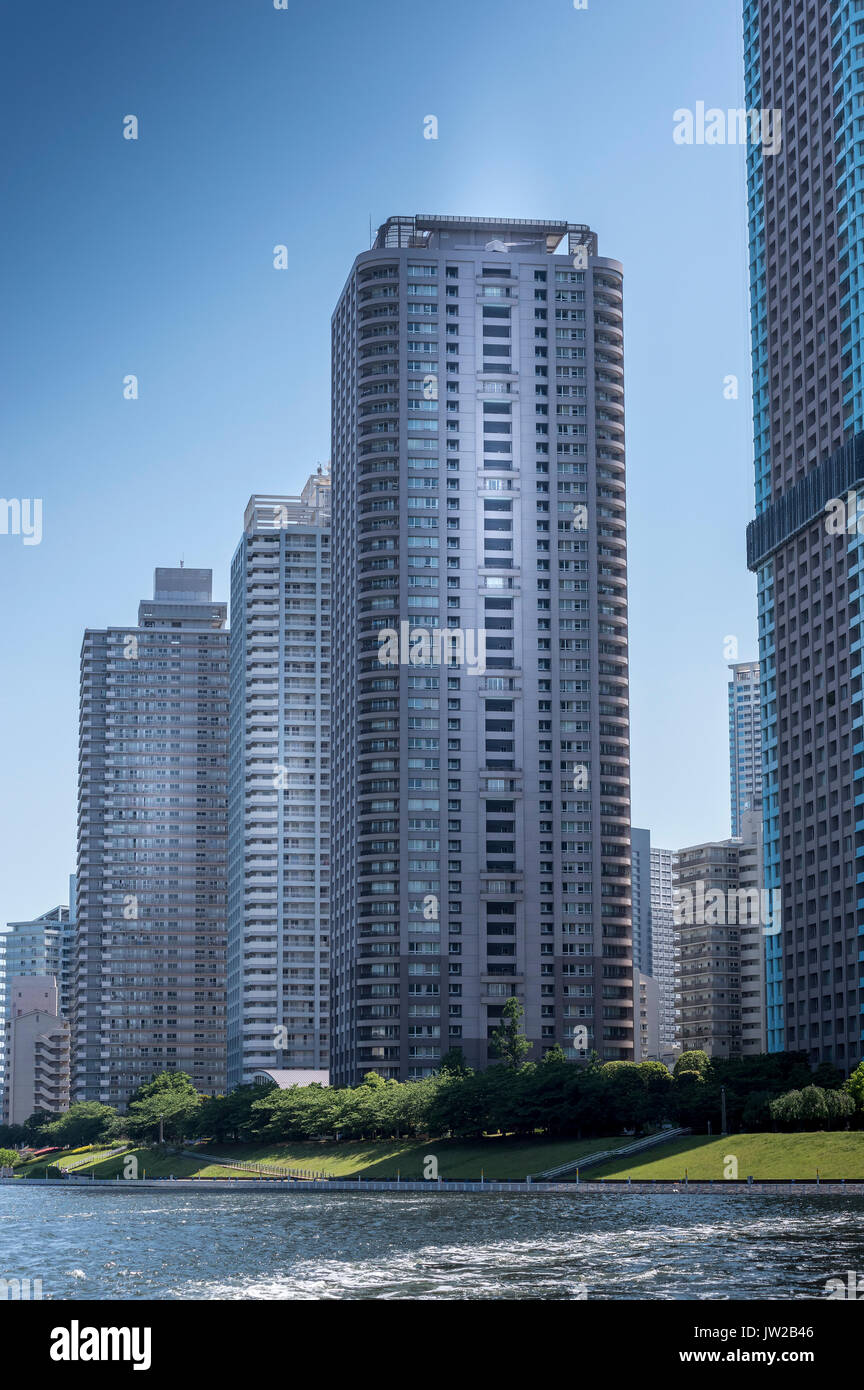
[{"left": 720, "top": 1085, "right": 728, "bottom": 1137}]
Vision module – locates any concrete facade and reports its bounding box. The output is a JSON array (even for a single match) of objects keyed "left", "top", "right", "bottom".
[
  {"left": 74, "top": 569, "right": 228, "bottom": 1107},
  {"left": 227, "top": 477, "right": 331, "bottom": 1086},
  {"left": 673, "top": 819, "right": 768, "bottom": 1060},
  {"left": 330, "top": 214, "right": 632, "bottom": 1083},
  {"left": 3, "top": 977, "right": 70, "bottom": 1125},
  {"left": 650, "top": 846, "right": 677, "bottom": 1053},
  {"left": 673, "top": 840, "right": 743, "bottom": 1059},
  {"left": 634, "top": 970, "right": 660, "bottom": 1062},
  {"left": 631, "top": 827, "right": 652, "bottom": 975},
  {"left": 739, "top": 809, "right": 768, "bottom": 1055},
  {"left": 728, "top": 660, "right": 762, "bottom": 837},
  {"left": 744, "top": 0, "right": 864, "bottom": 1067},
  {"left": 0, "top": 895, "right": 74, "bottom": 1107}
]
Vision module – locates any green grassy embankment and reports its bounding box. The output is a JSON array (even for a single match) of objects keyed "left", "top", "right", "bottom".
[
  {"left": 194, "top": 1134, "right": 623, "bottom": 1180},
  {"left": 43, "top": 1134, "right": 625, "bottom": 1180},
  {"left": 19, "top": 1132, "right": 864, "bottom": 1183},
  {"left": 586, "top": 1132, "right": 864, "bottom": 1181},
  {"left": 19, "top": 1147, "right": 251, "bottom": 1180},
  {"left": 17, "top": 1145, "right": 132, "bottom": 1179}
]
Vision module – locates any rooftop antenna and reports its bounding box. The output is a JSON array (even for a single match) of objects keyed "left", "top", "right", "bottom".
[{"left": 369, "top": 213, "right": 373, "bottom": 248}]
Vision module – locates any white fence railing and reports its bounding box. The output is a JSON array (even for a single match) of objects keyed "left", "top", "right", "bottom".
[
  {"left": 180, "top": 1150, "right": 320, "bottom": 1180},
  {"left": 62, "top": 1146, "right": 128, "bottom": 1172}
]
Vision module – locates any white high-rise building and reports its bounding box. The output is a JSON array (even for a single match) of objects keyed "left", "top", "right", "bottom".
[
  {"left": 1, "top": 900, "right": 75, "bottom": 1018},
  {"left": 728, "top": 660, "right": 762, "bottom": 838},
  {"left": 227, "top": 475, "right": 331, "bottom": 1086},
  {"left": 738, "top": 809, "right": 767, "bottom": 1056},
  {"left": 649, "top": 846, "right": 676, "bottom": 1054},
  {"left": 0, "top": 896, "right": 75, "bottom": 1110},
  {"left": 630, "top": 827, "right": 652, "bottom": 976}
]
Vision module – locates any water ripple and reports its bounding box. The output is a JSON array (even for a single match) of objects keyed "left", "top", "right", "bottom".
[{"left": 2, "top": 1188, "right": 863, "bottom": 1300}]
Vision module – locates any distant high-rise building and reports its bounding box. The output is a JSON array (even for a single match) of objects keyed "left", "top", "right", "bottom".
[
  {"left": 0, "top": 897, "right": 74, "bottom": 1109},
  {"left": 227, "top": 477, "right": 331, "bottom": 1087},
  {"left": 672, "top": 820, "right": 768, "bottom": 1060},
  {"left": 673, "top": 839, "right": 742, "bottom": 1059},
  {"left": 728, "top": 660, "right": 762, "bottom": 837},
  {"left": 649, "top": 846, "right": 676, "bottom": 1054},
  {"left": 738, "top": 810, "right": 767, "bottom": 1055},
  {"left": 1, "top": 901, "right": 74, "bottom": 1017},
  {"left": 632, "top": 828, "right": 660, "bottom": 1061},
  {"left": 331, "top": 213, "right": 632, "bottom": 1083},
  {"left": 630, "top": 827, "right": 652, "bottom": 975},
  {"left": 74, "top": 568, "right": 229, "bottom": 1107},
  {"left": 634, "top": 970, "right": 660, "bottom": 1062},
  {"left": 3, "top": 976, "right": 70, "bottom": 1126},
  {"left": 0, "top": 937, "right": 5, "bottom": 1107},
  {"left": 744, "top": 1, "right": 863, "bottom": 1067}
]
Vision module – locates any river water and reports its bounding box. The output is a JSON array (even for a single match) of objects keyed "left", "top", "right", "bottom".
[{"left": 3, "top": 1188, "right": 863, "bottom": 1300}]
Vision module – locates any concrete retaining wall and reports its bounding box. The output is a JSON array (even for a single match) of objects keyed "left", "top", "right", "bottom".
[{"left": 3, "top": 1176, "right": 863, "bottom": 1196}]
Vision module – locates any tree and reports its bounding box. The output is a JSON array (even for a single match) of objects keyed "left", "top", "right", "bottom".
[
  {"left": 43, "top": 1103, "right": 119, "bottom": 1150},
  {"left": 489, "top": 997, "right": 531, "bottom": 1070},
  {"left": 358, "top": 1071, "right": 386, "bottom": 1089},
  {"left": 482, "top": 1062, "right": 536, "bottom": 1136},
  {"left": 603, "top": 1062, "right": 648, "bottom": 1132},
  {"left": 127, "top": 1070, "right": 199, "bottom": 1108},
  {"left": 388, "top": 1077, "right": 438, "bottom": 1138},
  {"left": 0, "top": 1125, "right": 28, "bottom": 1148},
  {"left": 844, "top": 1061, "right": 864, "bottom": 1124},
  {"left": 0, "top": 1149, "right": 18, "bottom": 1169},
  {"left": 741, "top": 1090, "right": 774, "bottom": 1130},
  {"left": 670, "top": 1069, "right": 714, "bottom": 1129},
  {"left": 520, "top": 1054, "right": 571, "bottom": 1134},
  {"left": 251, "top": 1082, "right": 338, "bottom": 1141},
  {"left": 427, "top": 1070, "right": 488, "bottom": 1139},
  {"left": 22, "top": 1110, "right": 54, "bottom": 1143},
  {"left": 195, "top": 1085, "right": 271, "bottom": 1143},
  {"left": 826, "top": 1089, "right": 855, "bottom": 1130},
  {"left": 798, "top": 1085, "right": 830, "bottom": 1130},
  {"left": 125, "top": 1071, "right": 202, "bottom": 1143},
  {"left": 673, "top": 1050, "right": 710, "bottom": 1079},
  {"left": 438, "top": 1048, "right": 472, "bottom": 1078},
  {"left": 811, "top": 1062, "right": 844, "bottom": 1091},
  {"left": 638, "top": 1061, "right": 674, "bottom": 1128},
  {"left": 770, "top": 1089, "right": 803, "bottom": 1130}
]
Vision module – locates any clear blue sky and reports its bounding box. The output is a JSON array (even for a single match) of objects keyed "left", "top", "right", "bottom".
[{"left": 0, "top": 0, "right": 756, "bottom": 924}]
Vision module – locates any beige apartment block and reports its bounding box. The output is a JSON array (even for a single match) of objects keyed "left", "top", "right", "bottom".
[
  {"left": 634, "top": 970, "right": 660, "bottom": 1062},
  {"left": 3, "top": 976, "right": 70, "bottom": 1125},
  {"left": 673, "top": 817, "right": 767, "bottom": 1060}
]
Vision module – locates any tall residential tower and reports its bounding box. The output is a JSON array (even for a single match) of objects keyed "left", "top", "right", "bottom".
[
  {"left": 331, "top": 214, "right": 631, "bottom": 1084},
  {"left": 728, "top": 660, "right": 762, "bottom": 837},
  {"left": 631, "top": 826, "right": 652, "bottom": 976},
  {"left": 649, "top": 845, "right": 677, "bottom": 1054},
  {"left": 227, "top": 476, "right": 331, "bottom": 1086},
  {"left": 73, "top": 568, "right": 228, "bottom": 1106},
  {"left": 744, "top": 1, "right": 863, "bottom": 1066}
]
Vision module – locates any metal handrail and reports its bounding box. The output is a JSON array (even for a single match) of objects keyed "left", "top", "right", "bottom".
[{"left": 530, "top": 1128, "right": 692, "bottom": 1180}]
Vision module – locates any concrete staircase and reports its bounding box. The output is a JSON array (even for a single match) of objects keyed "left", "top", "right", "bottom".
[{"left": 529, "top": 1127, "right": 691, "bottom": 1181}]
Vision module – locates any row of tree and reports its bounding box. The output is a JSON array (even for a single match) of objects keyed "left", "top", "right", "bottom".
[
  {"left": 770, "top": 1086, "right": 855, "bottom": 1130},
  {"left": 4, "top": 1040, "right": 864, "bottom": 1151}
]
